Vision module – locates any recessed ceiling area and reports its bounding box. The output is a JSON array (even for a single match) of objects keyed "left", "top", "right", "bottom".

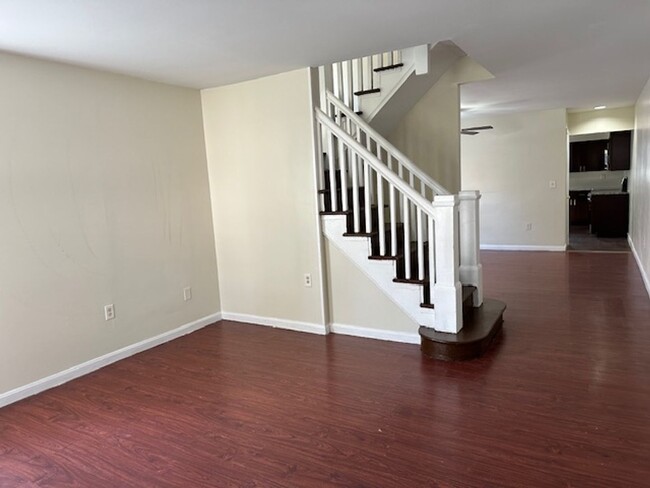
[{"left": 0, "top": 0, "right": 649, "bottom": 115}]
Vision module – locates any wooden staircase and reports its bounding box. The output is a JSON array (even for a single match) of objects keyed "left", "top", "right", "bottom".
[
  {"left": 320, "top": 171, "right": 505, "bottom": 360},
  {"left": 316, "top": 49, "right": 504, "bottom": 360}
]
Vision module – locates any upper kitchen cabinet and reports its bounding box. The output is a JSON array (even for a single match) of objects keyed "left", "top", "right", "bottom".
[
  {"left": 570, "top": 139, "right": 608, "bottom": 172},
  {"left": 608, "top": 130, "right": 632, "bottom": 171}
]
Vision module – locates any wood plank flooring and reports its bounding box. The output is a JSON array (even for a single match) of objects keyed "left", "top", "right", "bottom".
[{"left": 1, "top": 251, "right": 650, "bottom": 487}]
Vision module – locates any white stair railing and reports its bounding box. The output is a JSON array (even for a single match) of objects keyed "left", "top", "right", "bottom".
[
  {"left": 323, "top": 50, "right": 403, "bottom": 113},
  {"left": 324, "top": 91, "right": 449, "bottom": 202},
  {"left": 315, "top": 106, "right": 465, "bottom": 333}
]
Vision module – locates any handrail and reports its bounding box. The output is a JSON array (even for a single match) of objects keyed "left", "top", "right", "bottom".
[
  {"left": 315, "top": 107, "right": 445, "bottom": 219},
  {"left": 324, "top": 90, "right": 450, "bottom": 196}
]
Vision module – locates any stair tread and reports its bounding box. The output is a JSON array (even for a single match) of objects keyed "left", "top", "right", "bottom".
[
  {"left": 373, "top": 63, "right": 404, "bottom": 73},
  {"left": 354, "top": 88, "right": 381, "bottom": 96},
  {"left": 344, "top": 223, "right": 404, "bottom": 238},
  {"left": 394, "top": 277, "right": 427, "bottom": 285}
]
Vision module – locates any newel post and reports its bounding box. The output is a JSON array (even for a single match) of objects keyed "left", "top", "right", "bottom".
[
  {"left": 432, "top": 194, "right": 463, "bottom": 333},
  {"left": 458, "top": 190, "right": 483, "bottom": 307}
]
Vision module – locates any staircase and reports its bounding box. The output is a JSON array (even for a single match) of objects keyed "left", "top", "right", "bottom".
[{"left": 316, "top": 46, "right": 505, "bottom": 360}]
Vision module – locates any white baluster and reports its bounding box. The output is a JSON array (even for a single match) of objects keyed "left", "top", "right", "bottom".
[
  {"left": 364, "top": 161, "right": 371, "bottom": 233},
  {"left": 351, "top": 149, "right": 360, "bottom": 233},
  {"left": 338, "top": 135, "right": 348, "bottom": 212},
  {"left": 403, "top": 196, "right": 411, "bottom": 279},
  {"left": 327, "top": 130, "right": 337, "bottom": 212},
  {"left": 417, "top": 208, "right": 424, "bottom": 280},
  {"left": 342, "top": 60, "right": 352, "bottom": 109},
  {"left": 428, "top": 216, "right": 435, "bottom": 304},
  {"left": 377, "top": 173, "right": 385, "bottom": 255},
  {"left": 390, "top": 184, "right": 397, "bottom": 256},
  {"left": 354, "top": 58, "right": 363, "bottom": 111},
  {"left": 332, "top": 63, "right": 340, "bottom": 100},
  {"left": 431, "top": 195, "right": 462, "bottom": 333},
  {"left": 458, "top": 190, "right": 483, "bottom": 306},
  {"left": 409, "top": 172, "right": 416, "bottom": 240}
]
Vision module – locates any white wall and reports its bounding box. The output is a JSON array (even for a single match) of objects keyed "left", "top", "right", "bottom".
[
  {"left": 0, "top": 52, "right": 220, "bottom": 395},
  {"left": 202, "top": 69, "right": 325, "bottom": 329},
  {"left": 630, "top": 78, "right": 650, "bottom": 296},
  {"left": 389, "top": 56, "right": 493, "bottom": 193},
  {"left": 461, "top": 109, "right": 568, "bottom": 249},
  {"left": 568, "top": 106, "right": 635, "bottom": 135}
]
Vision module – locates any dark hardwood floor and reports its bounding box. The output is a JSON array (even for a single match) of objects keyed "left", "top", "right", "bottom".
[{"left": 1, "top": 251, "right": 650, "bottom": 487}]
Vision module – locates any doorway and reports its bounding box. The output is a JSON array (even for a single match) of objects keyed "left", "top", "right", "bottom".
[{"left": 567, "top": 131, "right": 631, "bottom": 252}]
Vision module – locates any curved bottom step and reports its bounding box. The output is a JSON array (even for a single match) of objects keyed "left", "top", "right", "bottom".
[{"left": 419, "top": 299, "right": 506, "bottom": 361}]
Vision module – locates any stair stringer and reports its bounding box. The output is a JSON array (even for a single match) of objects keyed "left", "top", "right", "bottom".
[{"left": 322, "top": 214, "right": 435, "bottom": 328}]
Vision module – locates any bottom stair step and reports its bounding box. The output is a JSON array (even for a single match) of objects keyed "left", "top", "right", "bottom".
[{"left": 419, "top": 298, "right": 506, "bottom": 361}]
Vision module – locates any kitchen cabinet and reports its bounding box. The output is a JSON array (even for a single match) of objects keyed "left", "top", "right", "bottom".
[
  {"left": 570, "top": 140, "right": 608, "bottom": 172},
  {"left": 590, "top": 192, "right": 629, "bottom": 237},
  {"left": 569, "top": 190, "right": 590, "bottom": 225},
  {"left": 608, "top": 130, "right": 632, "bottom": 171}
]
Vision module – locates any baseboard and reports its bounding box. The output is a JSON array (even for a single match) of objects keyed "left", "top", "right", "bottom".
[
  {"left": 0, "top": 311, "right": 222, "bottom": 409},
  {"left": 221, "top": 312, "right": 328, "bottom": 335},
  {"left": 480, "top": 244, "right": 567, "bottom": 252},
  {"left": 329, "top": 323, "right": 420, "bottom": 345},
  {"left": 628, "top": 235, "right": 650, "bottom": 299}
]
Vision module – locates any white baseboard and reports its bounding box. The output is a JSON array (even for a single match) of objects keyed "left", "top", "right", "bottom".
[
  {"left": 221, "top": 312, "right": 328, "bottom": 335},
  {"left": 329, "top": 323, "right": 420, "bottom": 345},
  {"left": 0, "top": 311, "right": 222, "bottom": 409},
  {"left": 480, "top": 244, "right": 567, "bottom": 252},
  {"left": 628, "top": 235, "right": 650, "bottom": 299}
]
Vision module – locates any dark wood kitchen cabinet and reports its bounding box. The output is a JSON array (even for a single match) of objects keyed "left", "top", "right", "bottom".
[
  {"left": 608, "top": 130, "right": 632, "bottom": 171},
  {"left": 569, "top": 190, "right": 590, "bottom": 225},
  {"left": 590, "top": 192, "right": 629, "bottom": 237},
  {"left": 570, "top": 140, "right": 608, "bottom": 172}
]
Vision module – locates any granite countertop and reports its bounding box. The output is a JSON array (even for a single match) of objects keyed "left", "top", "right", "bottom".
[{"left": 589, "top": 190, "right": 628, "bottom": 196}]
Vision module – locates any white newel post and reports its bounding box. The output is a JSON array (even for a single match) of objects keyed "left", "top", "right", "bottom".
[
  {"left": 432, "top": 194, "right": 463, "bottom": 333},
  {"left": 458, "top": 190, "right": 483, "bottom": 307}
]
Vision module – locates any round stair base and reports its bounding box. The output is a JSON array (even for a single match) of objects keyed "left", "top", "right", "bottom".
[{"left": 419, "top": 299, "right": 505, "bottom": 361}]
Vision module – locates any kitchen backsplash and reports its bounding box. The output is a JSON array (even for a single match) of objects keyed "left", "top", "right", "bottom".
[{"left": 569, "top": 170, "right": 629, "bottom": 191}]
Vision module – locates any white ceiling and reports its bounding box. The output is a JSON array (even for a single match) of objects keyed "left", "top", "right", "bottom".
[{"left": 1, "top": 1, "right": 649, "bottom": 115}]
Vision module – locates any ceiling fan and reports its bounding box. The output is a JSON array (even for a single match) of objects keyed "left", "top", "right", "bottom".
[{"left": 461, "top": 125, "right": 494, "bottom": 135}]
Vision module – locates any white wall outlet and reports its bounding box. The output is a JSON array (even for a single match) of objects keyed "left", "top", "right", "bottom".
[
  {"left": 549, "top": 180, "right": 557, "bottom": 189},
  {"left": 183, "top": 286, "right": 192, "bottom": 301},
  {"left": 526, "top": 223, "right": 533, "bottom": 231},
  {"left": 104, "top": 304, "right": 115, "bottom": 321},
  {"left": 304, "top": 273, "right": 312, "bottom": 287}
]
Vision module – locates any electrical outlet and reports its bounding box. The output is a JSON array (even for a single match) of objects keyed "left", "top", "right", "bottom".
[
  {"left": 526, "top": 223, "right": 533, "bottom": 231},
  {"left": 183, "top": 287, "right": 192, "bottom": 301},
  {"left": 304, "top": 273, "right": 312, "bottom": 288},
  {"left": 104, "top": 304, "right": 115, "bottom": 321}
]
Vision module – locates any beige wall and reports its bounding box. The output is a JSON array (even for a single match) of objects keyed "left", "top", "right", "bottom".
[
  {"left": 0, "top": 52, "right": 220, "bottom": 395},
  {"left": 325, "top": 242, "right": 417, "bottom": 334},
  {"left": 568, "top": 106, "right": 635, "bottom": 135},
  {"left": 461, "top": 109, "right": 568, "bottom": 249},
  {"left": 630, "top": 78, "right": 650, "bottom": 295},
  {"left": 389, "top": 57, "right": 493, "bottom": 193},
  {"left": 202, "top": 69, "right": 325, "bottom": 326}
]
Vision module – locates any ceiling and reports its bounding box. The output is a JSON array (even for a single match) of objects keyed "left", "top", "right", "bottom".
[{"left": 1, "top": 0, "right": 649, "bottom": 115}]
